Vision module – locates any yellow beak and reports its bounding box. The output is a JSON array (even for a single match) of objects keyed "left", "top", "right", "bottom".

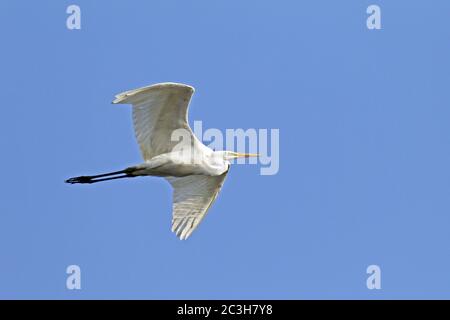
[{"left": 232, "top": 152, "right": 259, "bottom": 158}]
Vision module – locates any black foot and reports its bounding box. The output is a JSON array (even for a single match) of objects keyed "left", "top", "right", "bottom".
[{"left": 65, "top": 176, "right": 93, "bottom": 184}]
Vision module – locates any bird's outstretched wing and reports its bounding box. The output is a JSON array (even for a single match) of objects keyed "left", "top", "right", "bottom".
[
  {"left": 112, "top": 82, "right": 205, "bottom": 161},
  {"left": 166, "top": 172, "right": 228, "bottom": 240}
]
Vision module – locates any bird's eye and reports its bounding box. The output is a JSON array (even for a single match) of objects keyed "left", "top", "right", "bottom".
[{"left": 213, "top": 148, "right": 216, "bottom": 151}]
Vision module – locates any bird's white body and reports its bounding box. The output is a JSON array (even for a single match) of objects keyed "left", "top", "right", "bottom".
[
  {"left": 67, "top": 82, "right": 256, "bottom": 240},
  {"left": 131, "top": 150, "right": 230, "bottom": 177}
]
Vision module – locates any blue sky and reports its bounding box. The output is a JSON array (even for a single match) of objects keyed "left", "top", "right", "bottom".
[{"left": 1, "top": 0, "right": 450, "bottom": 299}]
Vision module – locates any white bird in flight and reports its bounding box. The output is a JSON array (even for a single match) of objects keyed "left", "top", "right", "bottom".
[{"left": 66, "top": 82, "right": 258, "bottom": 240}]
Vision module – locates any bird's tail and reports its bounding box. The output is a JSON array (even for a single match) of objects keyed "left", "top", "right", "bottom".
[{"left": 65, "top": 168, "right": 135, "bottom": 184}]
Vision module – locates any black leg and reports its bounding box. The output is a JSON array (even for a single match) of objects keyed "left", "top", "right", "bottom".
[{"left": 65, "top": 169, "right": 135, "bottom": 184}]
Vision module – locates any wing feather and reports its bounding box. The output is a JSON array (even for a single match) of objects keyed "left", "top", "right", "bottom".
[
  {"left": 113, "top": 82, "right": 204, "bottom": 160},
  {"left": 166, "top": 172, "right": 228, "bottom": 240}
]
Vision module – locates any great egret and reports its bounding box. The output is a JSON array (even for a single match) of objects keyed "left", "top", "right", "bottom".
[{"left": 66, "top": 82, "right": 258, "bottom": 240}]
